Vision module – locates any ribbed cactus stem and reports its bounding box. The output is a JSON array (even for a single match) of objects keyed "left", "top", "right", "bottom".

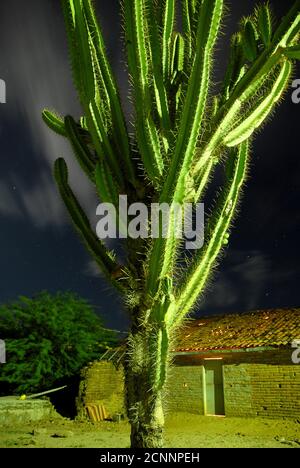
[
  {"left": 174, "top": 140, "right": 250, "bottom": 325},
  {"left": 53, "top": 158, "right": 122, "bottom": 290},
  {"left": 224, "top": 61, "right": 292, "bottom": 147},
  {"left": 64, "top": 115, "right": 95, "bottom": 181},
  {"left": 42, "top": 110, "right": 66, "bottom": 136},
  {"left": 146, "top": 0, "right": 224, "bottom": 296},
  {"left": 149, "top": 325, "right": 169, "bottom": 391},
  {"left": 257, "top": 3, "right": 273, "bottom": 47},
  {"left": 124, "top": 0, "right": 164, "bottom": 182},
  {"left": 162, "top": 0, "right": 175, "bottom": 81}
]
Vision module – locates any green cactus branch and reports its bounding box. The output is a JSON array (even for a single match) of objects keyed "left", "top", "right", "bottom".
[
  {"left": 174, "top": 140, "right": 250, "bottom": 326},
  {"left": 124, "top": 0, "right": 164, "bottom": 182},
  {"left": 54, "top": 158, "right": 123, "bottom": 291},
  {"left": 64, "top": 115, "right": 96, "bottom": 181},
  {"left": 145, "top": 0, "right": 224, "bottom": 297},
  {"left": 42, "top": 110, "right": 67, "bottom": 136},
  {"left": 62, "top": 0, "right": 137, "bottom": 189},
  {"left": 161, "top": 0, "right": 175, "bottom": 81},
  {"left": 145, "top": 0, "right": 172, "bottom": 149},
  {"left": 43, "top": 0, "right": 300, "bottom": 448},
  {"left": 257, "top": 3, "right": 273, "bottom": 47},
  {"left": 83, "top": 0, "right": 136, "bottom": 185},
  {"left": 192, "top": 6, "right": 299, "bottom": 183}
]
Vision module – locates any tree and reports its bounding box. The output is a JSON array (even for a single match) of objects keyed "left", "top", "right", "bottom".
[
  {"left": 42, "top": 0, "right": 300, "bottom": 447},
  {"left": 0, "top": 291, "right": 116, "bottom": 394}
]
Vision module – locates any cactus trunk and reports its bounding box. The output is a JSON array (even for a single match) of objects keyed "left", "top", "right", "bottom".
[
  {"left": 125, "top": 331, "right": 165, "bottom": 448},
  {"left": 42, "top": 0, "right": 300, "bottom": 448}
]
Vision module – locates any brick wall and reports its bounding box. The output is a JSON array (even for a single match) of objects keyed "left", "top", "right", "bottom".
[
  {"left": 223, "top": 363, "right": 253, "bottom": 417},
  {"left": 77, "top": 349, "right": 300, "bottom": 420},
  {"left": 165, "top": 365, "right": 204, "bottom": 414},
  {"left": 76, "top": 361, "right": 125, "bottom": 420},
  {"left": 171, "top": 349, "right": 300, "bottom": 419},
  {"left": 246, "top": 362, "right": 299, "bottom": 419}
]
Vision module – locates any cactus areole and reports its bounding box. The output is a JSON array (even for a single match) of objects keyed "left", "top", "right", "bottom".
[{"left": 43, "top": 0, "right": 300, "bottom": 448}]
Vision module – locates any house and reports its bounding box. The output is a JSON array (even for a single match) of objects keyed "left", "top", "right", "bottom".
[
  {"left": 77, "top": 308, "right": 300, "bottom": 420},
  {"left": 168, "top": 307, "right": 300, "bottom": 419}
]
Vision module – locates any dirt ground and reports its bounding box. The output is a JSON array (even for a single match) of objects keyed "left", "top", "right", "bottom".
[{"left": 0, "top": 413, "right": 299, "bottom": 448}]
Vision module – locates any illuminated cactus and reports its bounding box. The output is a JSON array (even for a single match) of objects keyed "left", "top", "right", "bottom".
[{"left": 43, "top": 0, "right": 300, "bottom": 448}]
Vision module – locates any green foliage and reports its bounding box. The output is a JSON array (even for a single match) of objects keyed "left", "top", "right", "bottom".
[
  {"left": 0, "top": 292, "right": 117, "bottom": 394},
  {"left": 43, "top": 0, "right": 300, "bottom": 446}
]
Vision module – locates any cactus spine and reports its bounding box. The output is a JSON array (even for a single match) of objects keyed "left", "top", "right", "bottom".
[{"left": 43, "top": 0, "right": 300, "bottom": 448}]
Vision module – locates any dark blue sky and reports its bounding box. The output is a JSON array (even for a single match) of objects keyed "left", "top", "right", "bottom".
[{"left": 0, "top": 0, "right": 299, "bottom": 330}]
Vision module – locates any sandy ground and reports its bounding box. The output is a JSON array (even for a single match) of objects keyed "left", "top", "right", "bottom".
[{"left": 0, "top": 413, "right": 299, "bottom": 448}]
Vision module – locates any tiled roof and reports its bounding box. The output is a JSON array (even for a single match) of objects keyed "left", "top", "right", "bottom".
[{"left": 174, "top": 308, "right": 300, "bottom": 352}]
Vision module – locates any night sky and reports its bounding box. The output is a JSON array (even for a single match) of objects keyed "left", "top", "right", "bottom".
[{"left": 0, "top": 0, "right": 299, "bottom": 331}]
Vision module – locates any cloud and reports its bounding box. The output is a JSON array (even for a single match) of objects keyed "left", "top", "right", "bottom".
[
  {"left": 0, "top": 175, "right": 64, "bottom": 227},
  {"left": 0, "top": 168, "right": 99, "bottom": 229},
  {"left": 201, "top": 250, "right": 271, "bottom": 312},
  {"left": 0, "top": 0, "right": 97, "bottom": 227},
  {"left": 84, "top": 260, "right": 103, "bottom": 278},
  {"left": 200, "top": 247, "right": 296, "bottom": 315},
  {"left": 20, "top": 172, "right": 67, "bottom": 228}
]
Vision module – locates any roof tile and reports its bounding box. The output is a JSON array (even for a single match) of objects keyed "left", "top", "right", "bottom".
[{"left": 173, "top": 308, "right": 300, "bottom": 352}]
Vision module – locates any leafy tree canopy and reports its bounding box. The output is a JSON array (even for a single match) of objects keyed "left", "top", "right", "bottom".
[{"left": 0, "top": 291, "right": 117, "bottom": 394}]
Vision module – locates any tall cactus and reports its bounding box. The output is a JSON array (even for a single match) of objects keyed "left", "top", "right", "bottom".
[{"left": 43, "top": 0, "right": 300, "bottom": 448}]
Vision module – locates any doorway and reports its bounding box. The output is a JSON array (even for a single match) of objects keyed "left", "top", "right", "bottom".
[{"left": 203, "top": 360, "right": 225, "bottom": 416}]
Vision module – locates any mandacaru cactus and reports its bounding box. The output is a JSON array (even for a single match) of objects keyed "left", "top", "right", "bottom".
[{"left": 43, "top": 0, "right": 300, "bottom": 448}]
